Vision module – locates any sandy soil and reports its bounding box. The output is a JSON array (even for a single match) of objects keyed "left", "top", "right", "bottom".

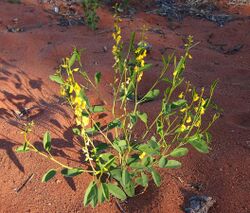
[{"left": 0, "top": 0, "right": 249, "bottom": 212}]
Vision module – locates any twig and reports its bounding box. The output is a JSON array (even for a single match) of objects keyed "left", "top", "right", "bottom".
[
  {"left": 115, "top": 199, "right": 126, "bottom": 213},
  {"left": 14, "top": 173, "right": 34, "bottom": 193}
]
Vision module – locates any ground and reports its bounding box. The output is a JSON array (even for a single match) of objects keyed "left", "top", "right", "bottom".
[{"left": 0, "top": 0, "right": 249, "bottom": 212}]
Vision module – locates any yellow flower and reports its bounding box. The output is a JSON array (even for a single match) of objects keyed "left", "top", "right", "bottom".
[
  {"left": 73, "top": 96, "right": 82, "bottom": 106},
  {"left": 173, "top": 70, "right": 177, "bottom": 77},
  {"left": 186, "top": 116, "right": 192, "bottom": 123},
  {"left": 76, "top": 116, "right": 89, "bottom": 127},
  {"left": 74, "top": 83, "right": 81, "bottom": 95},
  {"left": 178, "top": 92, "right": 184, "bottom": 99},
  {"left": 81, "top": 116, "right": 89, "bottom": 127},
  {"left": 137, "top": 72, "right": 143, "bottom": 82},
  {"left": 200, "top": 107, "right": 205, "bottom": 115},
  {"left": 195, "top": 120, "right": 201, "bottom": 127},
  {"left": 135, "top": 47, "right": 141, "bottom": 54},
  {"left": 76, "top": 117, "right": 81, "bottom": 126},
  {"left": 141, "top": 60, "right": 145, "bottom": 67},
  {"left": 73, "top": 68, "right": 79, "bottom": 72},
  {"left": 139, "top": 152, "right": 146, "bottom": 159},
  {"left": 134, "top": 66, "right": 139, "bottom": 73},
  {"left": 179, "top": 124, "right": 187, "bottom": 132},
  {"left": 136, "top": 55, "right": 144, "bottom": 61},
  {"left": 75, "top": 107, "right": 82, "bottom": 117},
  {"left": 69, "top": 85, "right": 74, "bottom": 94},
  {"left": 112, "top": 45, "right": 117, "bottom": 54},
  {"left": 116, "top": 35, "right": 121, "bottom": 44},
  {"left": 180, "top": 108, "right": 187, "bottom": 113},
  {"left": 60, "top": 87, "right": 66, "bottom": 96},
  {"left": 201, "top": 98, "right": 206, "bottom": 106},
  {"left": 193, "top": 93, "right": 199, "bottom": 102}
]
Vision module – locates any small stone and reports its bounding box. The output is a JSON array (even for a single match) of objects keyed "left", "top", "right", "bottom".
[
  {"left": 53, "top": 6, "right": 59, "bottom": 13},
  {"left": 103, "top": 46, "right": 108, "bottom": 52},
  {"left": 185, "top": 196, "right": 216, "bottom": 213},
  {"left": 12, "top": 18, "right": 18, "bottom": 23},
  {"left": 55, "top": 179, "right": 61, "bottom": 184}
]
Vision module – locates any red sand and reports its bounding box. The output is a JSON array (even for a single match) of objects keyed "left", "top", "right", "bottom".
[{"left": 0, "top": 1, "right": 249, "bottom": 212}]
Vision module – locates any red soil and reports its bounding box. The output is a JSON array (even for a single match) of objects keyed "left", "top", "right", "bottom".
[{"left": 0, "top": 1, "right": 249, "bottom": 212}]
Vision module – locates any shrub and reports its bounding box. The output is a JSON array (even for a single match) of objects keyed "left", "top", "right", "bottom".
[
  {"left": 82, "top": 0, "right": 100, "bottom": 30},
  {"left": 16, "top": 16, "right": 219, "bottom": 208}
]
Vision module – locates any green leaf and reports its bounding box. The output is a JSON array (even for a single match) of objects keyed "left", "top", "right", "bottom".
[
  {"left": 79, "top": 88, "right": 90, "bottom": 107},
  {"left": 41, "top": 169, "right": 56, "bottom": 182},
  {"left": 43, "top": 131, "right": 51, "bottom": 152},
  {"left": 135, "top": 172, "right": 148, "bottom": 187},
  {"left": 162, "top": 77, "right": 172, "bottom": 84},
  {"left": 151, "top": 169, "right": 161, "bottom": 187},
  {"left": 101, "top": 183, "right": 109, "bottom": 200},
  {"left": 110, "top": 168, "right": 122, "bottom": 182},
  {"left": 188, "top": 134, "right": 209, "bottom": 153},
  {"left": 162, "top": 99, "right": 187, "bottom": 115},
  {"left": 136, "top": 63, "right": 152, "bottom": 73},
  {"left": 107, "top": 119, "right": 121, "bottom": 130},
  {"left": 156, "top": 119, "right": 164, "bottom": 137},
  {"left": 89, "top": 105, "right": 104, "bottom": 113},
  {"left": 171, "top": 99, "right": 187, "bottom": 109},
  {"left": 204, "top": 132, "right": 212, "bottom": 144},
  {"left": 129, "top": 113, "right": 137, "bottom": 125},
  {"left": 141, "top": 172, "right": 148, "bottom": 187},
  {"left": 69, "top": 51, "right": 77, "bottom": 68},
  {"left": 90, "top": 193, "right": 98, "bottom": 208},
  {"left": 99, "top": 153, "right": 114, "bottom": 162},
  {"left": 137, "top": 112, "right": 148, "bottom": 124},
  {"left": 61, "top": 168, "right": 83, "bottom": 177},
  {"left": 174, "top": 56, "right": 185, "bottom": 77},
  {"left": 165, "top": 160, "right": 182, "bottom": 168},
  {"left": 158, "top": 156, "right": 168, "bottom": 168},
  {"left": 142, "top": 156, "right": 153, "bottom": 167},
  {"left": 128, "top": 32, "right": 135, "bottom": 54},
  {"left": 103, "top": 157, "right": 115, "bottom": 170},
  {"left": 129, "top": 161, "right": 144, "bottom": 169},
  {"left": 142, "top": 89, "right": 160, "bottom": 102},
  {"left": 113, "top": 139, "right": 127, "bottom": 153},
  {"left": 148, "top": 136, "right": 159, "bottom": 151},
  {"left": 137, "top": 144, "right": 154, "bottom": 155},
  {"left": 98, "top": 185, "right": 105, "bottom": 204},
  {"left": 83, "top": 181, "right": 98, "bottom": 207},
  {"left": 98, "top": 183, "right": 109, "bottom": 204},
  {"left": 94, "top": 72, "right": 102, "bottom": 84},
  {"left": 72, "top": 128, "right": 81, "bottom": 136},
  {"left": 107, "top": 183, "right": 127, "bottom": 201},
  {"left": 123, "top": 182, "right": 135, "bottom": 197},
  {"left": 85, "top": 122, "right": 101, "bottom": 135},
  {"left": 128, "top": 156, "right": 144, "bottom": 169},
  {"left": 137, "top": 144, "right": 157, "bottom": 155},
  {"left": 16, "top": 143, "right": 29, "bottom": 152},
  {"left": 49, "top": 75, "right": 64, "bottom": 84},
  {"left": 94, "top": 143, "right": 109, "bottom": 154},
  {"left": 170, "top": 147, "right": 189, "bottom": 157},
  {"left": 122, "top": 169, "right": 131, "bottom": 186}
]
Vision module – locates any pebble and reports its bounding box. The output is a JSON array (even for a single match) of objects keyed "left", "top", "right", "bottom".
[
  {"left": 55, "top": 179, "right": 61, "bottom": 184},
  {"left": 103, "top": 46, "right": 108, "bottom": 52},
  {"left": 53, "top": 6, "right": 59, "bottom": 13}
]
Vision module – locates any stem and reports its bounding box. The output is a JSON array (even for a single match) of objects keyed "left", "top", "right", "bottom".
[{"left": 24, "top": 134, "right": 93, "bottom": 173}]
